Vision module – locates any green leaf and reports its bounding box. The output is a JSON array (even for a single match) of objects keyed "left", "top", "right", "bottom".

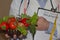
[
  {"left": 21, "top": 13, "right": 30, "bottom": 18},
  {"left": 3, "top": 16, "right": 9, "bottom": 22},
  {"left": 2, "top": 26, "right": 6, "bottom": 30},
  {"left": 29, "top": 25, "right": 36, "bottom": 40},
  {"left": 30, "top": 12, "right": 38, "bottom": 25},
  {"left": 17, "top": 26, "right": 27, "bottom": 36},
  {"left": 0, "top": 18, "right": 3, "bottom": 24}
]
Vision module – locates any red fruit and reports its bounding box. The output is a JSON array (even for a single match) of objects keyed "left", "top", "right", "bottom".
[
  {"left": 8, "top": 17, "right": 16, "bottom": 23},
  {"left": 9, "top": 22, "right": 16, "bottom": 30},
  {"left": 24, "top": 23, "right": 29, "bottom": 27},
  {"left": 20, "top": 18, "right": 29, "bottom": 27},
  {"left": 0, "top": 24, "right": 1, "bottom": 29},
  {"left": 0, "top": 22, "right": 9, "bottom": 30},
  {"left": 20, "top": 18, "right": 27, "bottom": 24}
]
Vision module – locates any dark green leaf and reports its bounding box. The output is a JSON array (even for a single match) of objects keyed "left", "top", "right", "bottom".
[{"left": 29, "top": 25, "right": 36, "bottom": 40}]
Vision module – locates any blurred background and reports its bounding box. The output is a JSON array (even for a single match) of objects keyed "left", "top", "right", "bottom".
[
  {"left": 0, "top": 0, "right": 12, "bottom": 18},
  {"left": 0, "top": 0, "right": 12, "bottom": 40}
]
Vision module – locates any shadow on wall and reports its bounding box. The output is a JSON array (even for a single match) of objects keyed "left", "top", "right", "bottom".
[{"left": 0, "top": 0, "right": 12, "bottom": 18}]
